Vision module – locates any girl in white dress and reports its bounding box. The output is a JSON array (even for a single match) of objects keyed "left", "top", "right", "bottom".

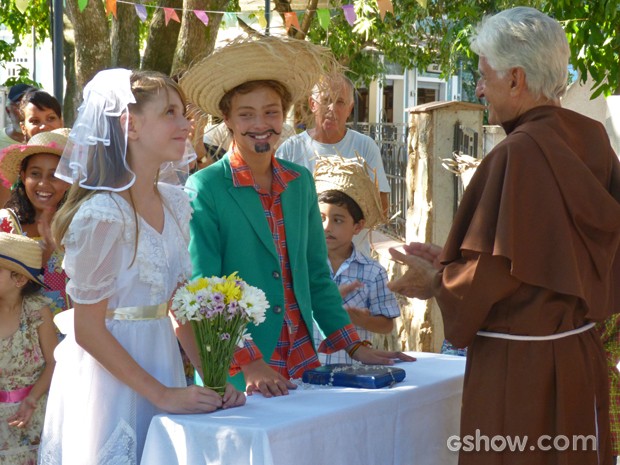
[{"left": 38, "top": 69, "right": 245, "bottom": 465}]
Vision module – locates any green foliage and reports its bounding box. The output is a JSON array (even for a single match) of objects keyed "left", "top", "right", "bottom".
[
  {"left": 0, "top": 0, "right": 52, "bottom": 64},
  {"left": 304, "top": 0, "right": 620, "bottom": 98}
]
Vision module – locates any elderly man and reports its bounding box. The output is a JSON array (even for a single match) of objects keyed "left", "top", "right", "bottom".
[
  {"left": 389, "top": 7, "right": 620, "bottom": 465},
  {"left": 181, "top": 35, "right": 413, "bottom": 398},
  {"left": 277, "top": 74, "right": 390, "bottom": 255}
]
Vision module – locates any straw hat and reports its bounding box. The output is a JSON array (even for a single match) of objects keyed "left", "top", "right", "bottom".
[
  {"left": 181, "top": 34, "right": 339, "bottom": 119},
  {"left": 314, "top": 155, "right": 386, "bottom": 230},
  {"left": 0, "top": 128, "right": 69, "bottom": 186},
  {"left": 0, "top": 232, "right": 46, "bottom": 287}
]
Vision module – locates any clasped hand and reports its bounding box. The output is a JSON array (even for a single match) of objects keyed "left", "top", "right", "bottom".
[{"left": 387, "top": 242, "right": 443, "bottom": 299}]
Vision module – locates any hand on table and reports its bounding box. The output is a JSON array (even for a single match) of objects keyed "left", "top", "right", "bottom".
[
  {"left": 222, "top": 383, "right": 246, "bottom": 409},
  {"left": 157, "top": 385, "right": 225, "bottom": 414},
  {"left": 242, "top": 359, "right": 297, "bottom": 398},
  {"left": 350, "top": 345, "right": 416, "bottom": 365}
]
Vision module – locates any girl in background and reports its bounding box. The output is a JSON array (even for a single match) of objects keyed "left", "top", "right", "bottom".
[
  {"left": 19, "top": 90, "right": 63, "bottom": 141},
  {"left": 0, "top": 232, "right": 57, "bottom": 464},
  {"left": 0, "top": 129, "right": 71, "bottom": 315}
]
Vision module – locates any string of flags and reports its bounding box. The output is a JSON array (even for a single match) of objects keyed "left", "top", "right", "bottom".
[{"left": 95, "top": 0, "right": 396, "bottom": 31}]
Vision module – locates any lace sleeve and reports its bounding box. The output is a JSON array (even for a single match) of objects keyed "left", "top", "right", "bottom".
[{"left": 62, "top": 195, "right": 127, "bottom": 304}]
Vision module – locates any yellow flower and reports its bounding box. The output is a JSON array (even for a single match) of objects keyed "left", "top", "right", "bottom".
[
  {"left": 212, "top": 274, "right": 242, "bottom": 303},
  {"left": 187, "top": 277, "right": 210, "bottom": 294}
]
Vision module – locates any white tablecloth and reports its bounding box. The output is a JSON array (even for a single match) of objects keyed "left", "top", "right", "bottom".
[{"left": 140, "top": 352, "right": 465, "bottom": 465}]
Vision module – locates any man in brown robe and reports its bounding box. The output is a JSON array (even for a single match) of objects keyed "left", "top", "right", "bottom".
[{"left": 388, "top": 7, "right": 620, "bottom": 465}]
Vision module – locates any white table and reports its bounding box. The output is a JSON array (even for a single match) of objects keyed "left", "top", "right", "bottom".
[{"left": 141, "top": 352, "right": 465, "bottom": 465}]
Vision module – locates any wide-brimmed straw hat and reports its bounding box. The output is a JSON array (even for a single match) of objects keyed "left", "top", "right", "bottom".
[
  {"left": 314, "top": 155, "right": 386, "bottom": 230},
  {"left": 0, "top": 232, "right": 46, "bottom": 287},
  {"left": 0, "top": 128, "right": 69, "bottom": 187},
  {"left": 181, "top": 34, "right": 339, "bottom": 119}
]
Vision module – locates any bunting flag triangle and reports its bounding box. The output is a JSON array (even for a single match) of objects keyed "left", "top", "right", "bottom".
[
  {"left": 415, "top": 0, "right": 427, "bottom": 7},
  {"left": 284, "top": 12, "right": 300, "bottom": 32},
  {"left": 223, "top": 12, "right": 237, "bottom": 28},
  {"left": 134, "top": 3, "right": 148, "bottom": 21},
  {"left": 376, "top": 0, "right": 393, "bottom": 20},
  {"left": 164, "top": 7, "right": 180, "bottom": 25},
  {"left": 317, "top": 8, "right": 330, "bottom": 30},
  {"left": 105, "top": 0, "right": 117, "bottom": 17},
  {"left": 257, "top": 11, "right": 267, "bottom": 28},
  {"left": 15, "top": 0, "right": 29, "bottom": 14},
  {"left": 342, "top": 4, "right": 356, "bottom": 26},
  {"left": 194, "top": 9, "right": 209, "bottom": 26}
]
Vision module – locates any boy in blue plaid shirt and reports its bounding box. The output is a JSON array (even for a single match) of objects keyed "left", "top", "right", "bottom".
[{"left": 313, "top": 157, "right": 401, "bottom": 364}]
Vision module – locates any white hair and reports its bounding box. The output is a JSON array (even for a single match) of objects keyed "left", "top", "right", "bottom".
[{"left": 470, "top": 7, "right": 570, "bottom": 100}]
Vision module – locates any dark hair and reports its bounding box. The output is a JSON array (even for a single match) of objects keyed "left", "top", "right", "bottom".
[
  {"left": 20, "top": 90, "right": 62, "bottom": 119},
  {"left": 318, "top": 189, "right": 364, "bottom": 223},
  {"left": 10, "top": 271, "right": 43, "bottom": 296},
  {"left": 219, "top": 80, "right": 292, "bottom": 119},
  {"left": 4, "top": 156, "right": 67, "bottom": 224}
]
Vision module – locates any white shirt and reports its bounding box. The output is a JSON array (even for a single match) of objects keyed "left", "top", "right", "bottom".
[{"left": 276, "top": 129, "right": 391, "bottom": 193}]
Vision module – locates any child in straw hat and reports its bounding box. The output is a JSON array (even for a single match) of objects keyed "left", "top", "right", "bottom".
[
  {"left": 0, "top": 232, "right": 58, "bottom": 464},
  {"left": 313, "top": 156, "right": 401, "bottom": 364},
  {"left": 182, "top": 34, "right": 414, "bottom": 398},
  {"left": 0, "top": 128, "right": 71, "bottom": 316}
]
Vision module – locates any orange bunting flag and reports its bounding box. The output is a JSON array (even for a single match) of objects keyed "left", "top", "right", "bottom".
[
  {"left": 164, "top": 7, "right": 180, "bottom": 25},
  {"left": 284, "top": 12, "right": 300, "bottom": 32},
  {"left": 194, "top": 10, "right": 209, "bottom": 26},
  {"left": 105, "top": 0, "right": 117, "bottom": 18},
  {"left": 376, "top": 0, "right": 393, "bottom": 20}
]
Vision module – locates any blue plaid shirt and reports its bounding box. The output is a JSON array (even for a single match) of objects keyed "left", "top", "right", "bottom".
[{"left": 314, "top": 244, "right": 401, "bottom": 364}]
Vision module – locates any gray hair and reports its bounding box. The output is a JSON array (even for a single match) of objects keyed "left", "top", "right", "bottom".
[
  {"left": 312, "top": 73, "right": 355, "bottom": 104},
  {"left": 470, "top": 7, "right": 570, "bottom": 100}
]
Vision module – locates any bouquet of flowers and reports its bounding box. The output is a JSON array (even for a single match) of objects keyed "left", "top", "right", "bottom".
[{"left": 171, "top": 273, "right": 268, "bottom": 395}]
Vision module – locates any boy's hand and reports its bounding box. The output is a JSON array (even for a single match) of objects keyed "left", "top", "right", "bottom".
[
  {"left": 338, "top": 281, "right": 364, "bottom": 299},
  {"left": 346, "top": 306, "right": 370, "bottom": 327},
  {"left": 349, "top": 345, "right": 416, "bottom": 365}
]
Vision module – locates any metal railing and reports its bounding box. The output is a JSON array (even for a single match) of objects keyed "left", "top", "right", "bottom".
[{"left": 350, "top": 122, "right": 408, "bottom": 241}]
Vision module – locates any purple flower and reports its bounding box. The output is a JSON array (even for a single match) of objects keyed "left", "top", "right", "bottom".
[
  {"left": 212, "top": 293, "right": 224, "bottom": 303},
  {"left": 220, "top": 333, "right": 231, "bottom": 340}
]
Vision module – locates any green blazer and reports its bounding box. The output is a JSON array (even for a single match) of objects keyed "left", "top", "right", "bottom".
[{"left": 187, "top": 155, "right": 351, "bottom": 389}]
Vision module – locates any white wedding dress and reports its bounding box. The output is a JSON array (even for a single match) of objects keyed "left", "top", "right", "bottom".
[{"left": 38, "top": 184, "right": 192, "bottom": 465}]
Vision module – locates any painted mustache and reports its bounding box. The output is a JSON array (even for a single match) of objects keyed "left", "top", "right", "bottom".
[{"left": 240, "top": 129, "right": 281, "bottom": 137}]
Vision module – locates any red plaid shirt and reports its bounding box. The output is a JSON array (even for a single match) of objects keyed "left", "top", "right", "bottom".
[{"left": 229, "top": 147, "right": 359, "bottom": 379}]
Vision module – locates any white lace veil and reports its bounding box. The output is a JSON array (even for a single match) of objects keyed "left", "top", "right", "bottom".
[{"left": 55, "top": 68, "right": 196, "bottom": 191}]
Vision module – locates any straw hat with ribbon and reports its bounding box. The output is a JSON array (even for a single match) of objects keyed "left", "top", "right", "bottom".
[
  {"left": 314, "top": 155, "right": 387, "bottom": 230},
  {"left": 181, "top": 34, "right": 340, "bottom": 119},
  {"left": 0, "top": 232, "right": 46, "bottom": 287},
  {"left": 0, "top": 128, "right": 69, "bottom": 188}
]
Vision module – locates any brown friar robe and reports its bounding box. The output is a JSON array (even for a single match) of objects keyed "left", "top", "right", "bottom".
[{"left": 433, "top": 105, "right": 620, "bottom": 465}]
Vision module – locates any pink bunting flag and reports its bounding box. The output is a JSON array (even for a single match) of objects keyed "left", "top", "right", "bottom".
[
  {"left": 134, "top": 3, "right": 148, "bottom": 22},
  {"left": 164, "top": 7, "right": 180, "bottom": 25},
  {"left": 342, "top": 4, "right": 356, "bottom": 26},
  {"left": 284, "top": 12, "right": 300, "bottom": 32},
  {"left": 194, "top": 10, "right": 209, "bottom": 26},
  {"left": 376, "top": 0, "right": 393, "bottom": 20}
]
